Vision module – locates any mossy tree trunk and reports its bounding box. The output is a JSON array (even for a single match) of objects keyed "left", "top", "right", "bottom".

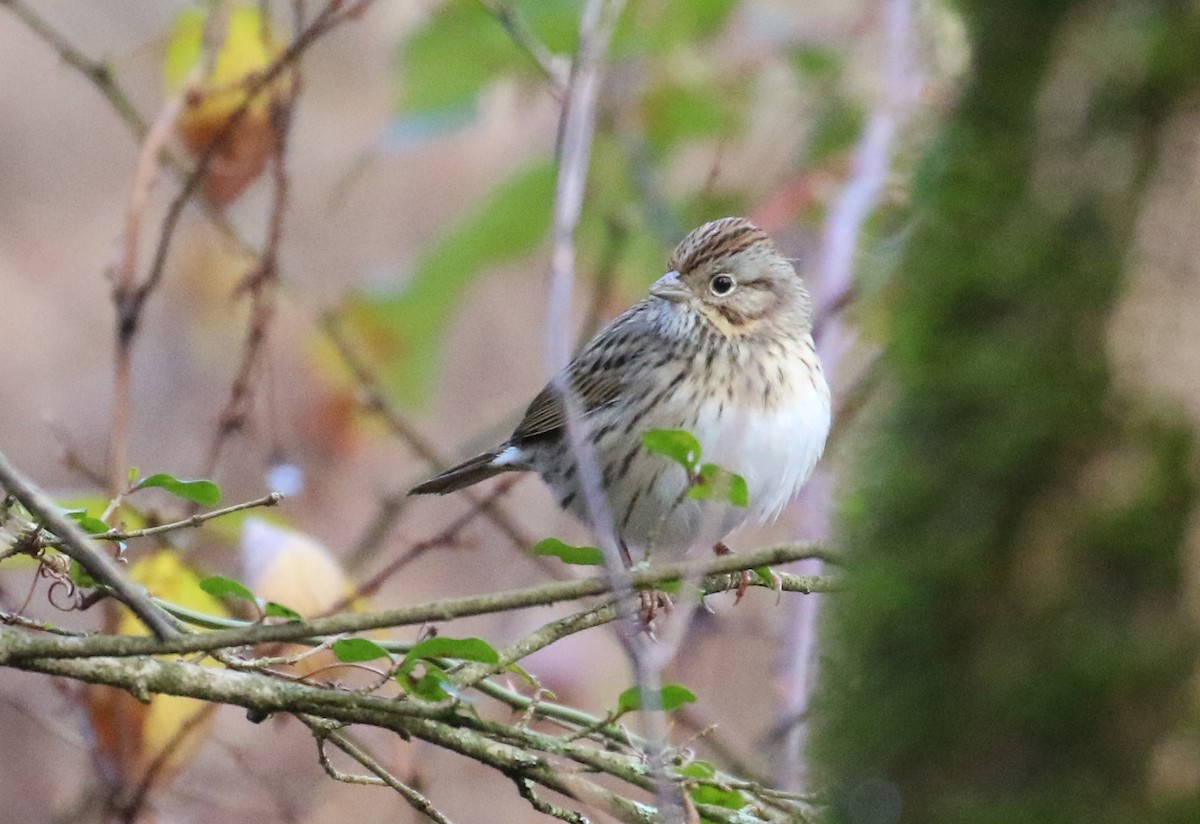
[{"left": 811, "top": 2, "right": 1200, "bottom": 822}]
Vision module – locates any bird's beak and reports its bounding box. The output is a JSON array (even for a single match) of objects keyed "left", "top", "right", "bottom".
[{"left": 650, "top": 271, "right": 690, "bottom": 303}]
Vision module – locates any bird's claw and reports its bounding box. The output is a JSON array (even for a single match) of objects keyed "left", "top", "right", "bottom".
[
  {"left": 638, "top": 589, "right": 674, "bottom": 634},
  {"left": 730, "top": 566, "right": 782, "bottom": 605}
]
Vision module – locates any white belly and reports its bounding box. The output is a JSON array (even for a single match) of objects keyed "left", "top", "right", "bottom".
[{"left": 695, "top": 372, "right": 831, "bottom": 527}]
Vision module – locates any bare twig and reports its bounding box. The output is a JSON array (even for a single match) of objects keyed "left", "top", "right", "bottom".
[
  {"left": 115, "top": 703, "right": 217, "bottom": 822},
  {"left": 0, "top": 0, "right": 149, "bottom": 137},
  {"left": 514, "top": 776, "right": 589, "bottom": 823},
  {"left": 543, "top": 0, "right": 690, "bottom": 817},
  {"left": 341, "top": 477, "right": 521, "bottom": 610},
  {"left": 88, "top": 493, "right": 283, "bottom": 543},
  {"left": 308, "top": 719, "right": 457, "bottom": 824},
  {"left": 320, "top": 312, "right": 533, "bottom": 557},
  {"left": 201, "top": 44, "right": 301, "bottom": 479},
  {"left": 108, "top": 14, "right": 226, "bottom": 497},
  {"left": 0, "top": 447, "right": 177, "bottom": 638},
  {"left": 476, "top": 1, "right": 567, "bottom": 96},
  {"left": 137, "top": 0, "right": 376, "bottom": 311}
]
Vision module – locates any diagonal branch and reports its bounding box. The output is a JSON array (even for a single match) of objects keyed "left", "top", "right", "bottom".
[
  {"left": 0, "top": 0, "right": 149, "bottom": 137},
  {"left": 0, "top": 447, "right": 178, "bottom": 639}
]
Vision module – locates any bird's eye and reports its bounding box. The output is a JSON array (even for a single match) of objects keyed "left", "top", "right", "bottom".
[{"left": 709, "top": 274, "right": 735, "bottom": 296}]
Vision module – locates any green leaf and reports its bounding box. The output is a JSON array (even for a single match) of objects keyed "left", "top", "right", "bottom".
[
  {"left": 642, "top": 429, "right": 702, "bottom": 472},
  {"left": 399, "top": 0, "right": 520, "bottom": 115},
  {"left": 332, "top": 638, "right": 392, "bottom": 663},
  {"left": 531, "top": 537, "right": 604, "bottom": 566},
  {"left": 617, "top": 683, "right": 697, "bottom": 714},
  {"left": 65, "top": 509, "right": 111, "bottom": 535},
  {"left": 614, "top": 0, "right": 735, "bottom": 54},
  {"left": 400, "top": 636, "right": 500, "bottom": 675},
  {"left": 396, "top": 660, "right": 454, "bottom": 701},
  {"left": 642, "top": 82, "right": 740, "bottom": 155},
  {"left": 506, "top": 663, "right": 542, "bottom": 688},
  {"left": 69, "top": 560, "right": 98, "bottom": 589},
  {"left": 677, "top": 760, "right": 717, "bottom": 779},
  {"left": 134, "top": 473, "right": 221, "bottom": 506},
  {"left": 790, "top": 44, "right": 843, "bottom": 81},
  {"left": 807, "top": 99, "right": 865, "bottom": 164},
  {"left": 343, "top": 159, "right": 556, "bottom": 406},
  {"left": 411, "top": 664, "right": 454, "bottom": 701},
  {"left": 688, "top": 463, "right": 749, "bottom": 507},
  {"left": 198, "top": 575, "right": 256, "bottom": 602},
  {"left": 264, "top": 601, "right": 302, "bottom": 621},
  {"left": 690, "top": 783, "right": 748, "bottom": 810},
  {"left": 676, "top": 761, "right": 748, "bottom": 810}
]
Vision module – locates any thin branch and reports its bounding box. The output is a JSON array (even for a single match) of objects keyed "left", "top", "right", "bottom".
[
  {"left": 0, "top": 612, "right": 87, "bottom": 637},
  {"left": 0, "top": 0, "right": 265, "bottom": 265},
  {"left": 200, "top": 87, "right": 297, "bottom": 479},
  {"left": 320, "top": 312, "right": 534, "bottom": 556},
  {"left": 115, "top": 703, "right": 217, "bottom": 822},
  {"left": 476, "top": 1, "right": 567, "bottom": 96},
  {"left": 0, "top": 0, "right": 149, "bottom": 137},
  {"left": 88, "top": 493, "right": 283, "bottom": 542},
  {"left": 0, "top": 446, "right": 177, "bottom": 639},
  {"left": 2, "top": 544, "right": 834, "bottom": 660},
  {"left": 515, "top": 776, "right": 590, "bottom": 823},
  {"left": 341, "top": 477, "right": 521, "bottom": 609},
  {"left": 107, "top": 27, "right": 213, "bottom": 497},
  {"left": 454, "top": 599, "right": 616, "bottom": 689},
  {"left": 135, "top": 0, "right": 372, "bottom": 310},
  {"left": 307, "top": 719, "right": 457, "bottom": 824}
]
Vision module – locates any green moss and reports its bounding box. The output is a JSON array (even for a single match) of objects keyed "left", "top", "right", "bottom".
[{"left": 810, "top": 2, "right": 1200, "bottom": 822}]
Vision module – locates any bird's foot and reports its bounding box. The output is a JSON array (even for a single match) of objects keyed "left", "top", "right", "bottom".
[
  {"left": 733, "top": 569, "right": 754, "bottom": 604},
  {"left": 713, "top": 542, "right": 781, "bottom": 604},
  {"left": 638, "top": 589, "right": 674, "bottom": 634}
]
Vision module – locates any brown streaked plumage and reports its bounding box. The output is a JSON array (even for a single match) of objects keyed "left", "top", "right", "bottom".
[{"left": 411, "top": 217, "right": 831, "bottom": 601}]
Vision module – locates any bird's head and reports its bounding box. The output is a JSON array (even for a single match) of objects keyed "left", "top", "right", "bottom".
[{"left": 651, "top": 217, "right": 813, "bottom": 339}]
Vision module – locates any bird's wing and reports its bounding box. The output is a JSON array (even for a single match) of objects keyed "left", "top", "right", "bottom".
[{"left": 510, "top": 305, "right": 652, "bottom": 444}]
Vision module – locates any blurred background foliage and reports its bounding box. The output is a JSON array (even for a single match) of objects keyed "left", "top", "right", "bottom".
[{"left": 341, "top": 0, "right": 871, "bottom": 405}]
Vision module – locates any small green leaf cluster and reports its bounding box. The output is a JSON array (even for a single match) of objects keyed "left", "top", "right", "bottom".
[
  {"left": 615, "top": 683, "right": 695, "bottom": 715},
  {"left": 65, "top": 470, "right": 223, "bottom": 538},
  {"left": 330, "top": 635, "right": 501, "bottom": 703},
  {"left": 199, "top": 575, "right": 301, "bottom": 622},
  {"left": 642, "top": 429, "right": 748, "bottom": 507}
]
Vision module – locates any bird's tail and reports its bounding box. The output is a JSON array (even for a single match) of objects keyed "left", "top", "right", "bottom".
[{"left": 409, "top": 451, "right": 513, "bottom": 495}]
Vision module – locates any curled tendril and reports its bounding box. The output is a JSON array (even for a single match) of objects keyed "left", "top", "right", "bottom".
[
  {"left": 38, "top": 553, "right": 86, "bottom": 612},
  {"left": 46, "top": 577, "right": 85, "bottom": 611}
]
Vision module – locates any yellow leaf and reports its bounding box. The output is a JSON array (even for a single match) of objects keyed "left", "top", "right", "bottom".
[
  {"left": 164, "top": 5, "right": 288, "bottom": 202},
  {"left": 117, "top": 550, "right": 226, "bottom": 637},
  {"left": 240, "top": 518, "right": 358, "bottom": 617},
  {"left": 88, "top": 551, "right": 228, "bottom": 787}
]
